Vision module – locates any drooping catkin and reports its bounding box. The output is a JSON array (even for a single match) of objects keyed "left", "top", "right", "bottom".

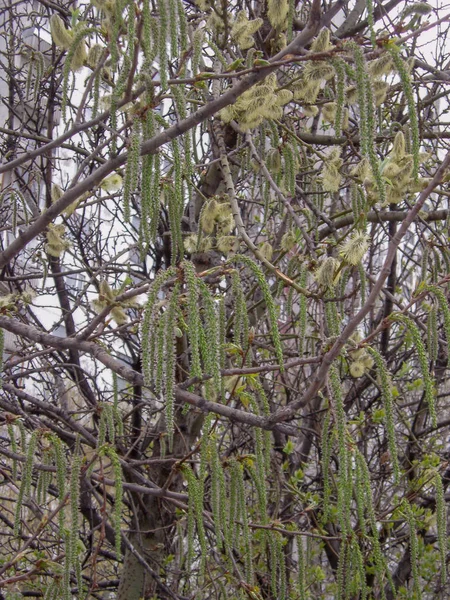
[
  {"left": 389, "top": 46, "right": 420, "bottom": 181},
  {"left": 355, "top": 448, "right": 394, "bottom": 596},
  {"left": 351, "top": 42, "right": 385, "bottom": 204},
  {"left": 198, "top": 280, "right": 221, "bottom": 392},
  {"left": 182, "top": 464, "right": 207, "bottom": 577},
  {"left": 50, "top": 433, "right": 67, "bottom": 535},
  {"left": 234, "top": 459, "right": 253, "bottom": 582},
  {"left": 171, "top": 138, "right": 184, "bottom": 261},
  {"left": 297, "top": 535, "right": 307, "bottom": 600},
  {"left": 155, "top": 311, "right": 166, "bottom": 396},
  {"left": 14, "top": 430, "right": 39, "bottom": 536},
  {"left": 157, "top": 0, "right": 168, "bottom": 91},
  {"left": 232, "top": 255, "right": 284, "bottom": 372},
  {"left": 69, "top": 451, "right": 81, "bottom": 578},
  {"left": 168, "top": 0, "right": 178, "bottom": 56},
  {"left": 393, "top": 314, "right": 436, "bottom": 427},
  {"left": 210, "top": 437, "right": 227, "bottom": 550},
  {"left": 165, "top": 283, "right": 180, "bottom": 451},
  {"left": 183, "top": 261, "right": 202, "bottom": 378},
  {"left": 329, "top": 365, "right": 351, "bottom": 535},
  {"left": 366, "top": 347, "right": 400, "bottom": 482},
  {"left": 7, "top": 422, "right": 17, "bottom": 480},
  {"left": 321, "top": 407, "right": 333, "bottom": 523},
  {"left": 103, "top": 445, "right": 124, "bottom": 559},
  {"left": 141, "top": 267, "right": 177, "bottom": 386},
  {"left": 123, "top": 118, "right": 142, "bottom": 223},
  {"left": 333, "top": 58, "right": 346, "bottom": 137},
  {"left": 403, "top": 499, "right": 421, "bottom": 598},
  {"left": 424, "top": 284, "right": 450, "bottom": 366},
  {"left": 434, "top": 472, "right": 447, "bottom": 586},
  {"left": 427, "top": 305, "right": 438, "bottom": 362}
]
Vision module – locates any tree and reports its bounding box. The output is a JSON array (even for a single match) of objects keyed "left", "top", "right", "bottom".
[{"left": 0, "top": 0, "right": 449, "bottom": 597}]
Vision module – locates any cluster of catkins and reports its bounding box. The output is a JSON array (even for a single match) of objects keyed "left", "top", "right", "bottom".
[{"left": 184, "top": 197, "right": 239, "bottom": 256}]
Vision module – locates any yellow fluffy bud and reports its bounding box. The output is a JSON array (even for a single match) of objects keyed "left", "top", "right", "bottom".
[{"left": 50, "top": 14, "right": 73, "bottom": 50}]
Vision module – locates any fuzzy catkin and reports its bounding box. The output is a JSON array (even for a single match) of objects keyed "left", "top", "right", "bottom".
[
  {"left": 14, "top": 430, "right": 38, "bottom": 536},
  {"left": 232, "top": 255, "right": 284, "bottom": 372},
  {"left": 366, "top": 347, "right": 401, "bottom": 482},
  {"left": 165, "top": 283, "right": 180, "bottom": 451},
  {"left": 434, "top": 473, "right": 447, "bottom": 586}
]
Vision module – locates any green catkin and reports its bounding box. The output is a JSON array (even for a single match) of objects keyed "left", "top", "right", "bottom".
[
  {"left": 183, "top": 464, "right": 207, "bottom": 577},
  {"left": 365, "top": 0, "right": 377, "bottom": 47},
  {"left": 366, "top": 347, "right": 400, "bottom": 482},
  {"left": 92, "top": 70, "right": 101, "bottom": 117},
  {"left": 352, "top": 536, "right": 368, "bottom": 600},
  {"left": 50, "top": 434, "right": 67, "bottom": 535},
  {"left": 355, "top": 449, "right": 393, "bottom": 597},
  {"left": 123, "top": 118, "right": 142, "bottom": 223},
  {"left": 155, "top": 311, "right": 166, "bottom": 396},
  {"left": 287, "top": 0, "right": 295, "bottom": 42},
  {"left": 268, "top": 530, "right": 279, "bottom": 597},
  {"left": 227, "top": 458, "right": 238, "bottom": 550},
  {"left": 403, "top": 499, "right": 421, "bottom": 598},
  {"left": 389, "top": 46, "right": 420, "bottom": 180},
  {"left": 276, "top": 532, "right": 287, "bottom": 600},
  {"left": 210, "top": 437, "right": 227, "bottom": 550},
  {"left": 141, "top": 113, "right": 155, "bottom": 248},
  {"left": 165, "top": 283, "right": 180, "bottom": 451},
  {"left": 424, "top": 285, "right": 450, "bottom": 366},
  {"left": 325, "top": 295, "right": 340, "bottom": 337},
  {"left": 63, "top": 530, "right": 72, "bottom": 600},
  {"left": 434, "top": 472, "right": 447, "bottom": 586},
  {"left": 157, "top": 0, "right": 168, "bottom": 91},
  {"left": 105, "top": 402, "right": 116, "bottom": 445},
  {"left": 110, "top": 54, "right": 131, "bottom": 156},
  {"left": 333, "top": 59, "right": 346, "bottom": 136},
  {"left": 126, "top": 0, "right": 135, "bottom": 59},
  {"left": 177, "top": 0, "right": 188, "bottom": 53},
  {"left": 253, "top": 380, "right": 272, "bottom": 473},
  {"left": 150, "top": 149, "right": 161, "bottom": 242},
  {"left": 7, "top": 423, "right": 17, "bottom": 480},
  {"left": 167, "top": 0, "right": 178, "bottom": 56},
  {"left": 232, "top": 255, "right": 284, "bottom": 371},
  {"left": 104, "top": 446, "right": 123, "bottom": 559},
  {"left": 141, "top": 267, "right": 177, "bottom": 386},
  {"left": 198, "top": 280, "right": 221, "bottom": 392},
  {"left": 69, "top": 452, "right": 81, "bottom": 586},
  {"left": 112, "top": 372, "right": 124, "bottom": 439},
  {"left": 218, "top": 296, "right": 226, "bottom": 371},
  {"left": 236, "top": 460, "right": 253, "bottom": 582},
  {"left": 336, "top": 537, "right": 347, "bottom": 600},
  {"left": 97, "top": 406, "right": 107, "bottom": 447},
  {"left": 394, "top": 314, "right": 436, "bottom": 427},
  {"left": 142, "top": 0, "right": 152, "bottom": 60},
  {"left": 351, "top": 43, "right": 385, "bottom": 204},
  {"left": 192, "top": 26, "right": 204, "bottom": 76},
  {"left": 231, "top": 270, "right": 247, "bottom": 349},
  {"left": 329, "top": 365, "right": 351, "bottom": 535},
  {"left": 297, "top": 535, "right": 307, "bottom": 600},
  {"left": 354, "top": 454, "right": 368, "bottom": 536},
  {"left": 283, "top": 143, "right": 296, "bottom": 196},
  {"left": 110, "top": 0, "right": 125, "bottom": 72},
  {"left": 427, "top": 305, "right": 438, "bottom": 362},
  {"left": 14, "top": 430, "right": 38, "bottom": 536},
  {"left": 172, "top": 139, "right": 184, "bottom": 261},
  {"left": 183, "top": 261, "right": 202, "bottom": 378},
  {"left": 298, "top": 269, "right": 308, "bottom": 355},
  {"left": 321, "top": 407, "right": 333, "bottom": 523}
]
